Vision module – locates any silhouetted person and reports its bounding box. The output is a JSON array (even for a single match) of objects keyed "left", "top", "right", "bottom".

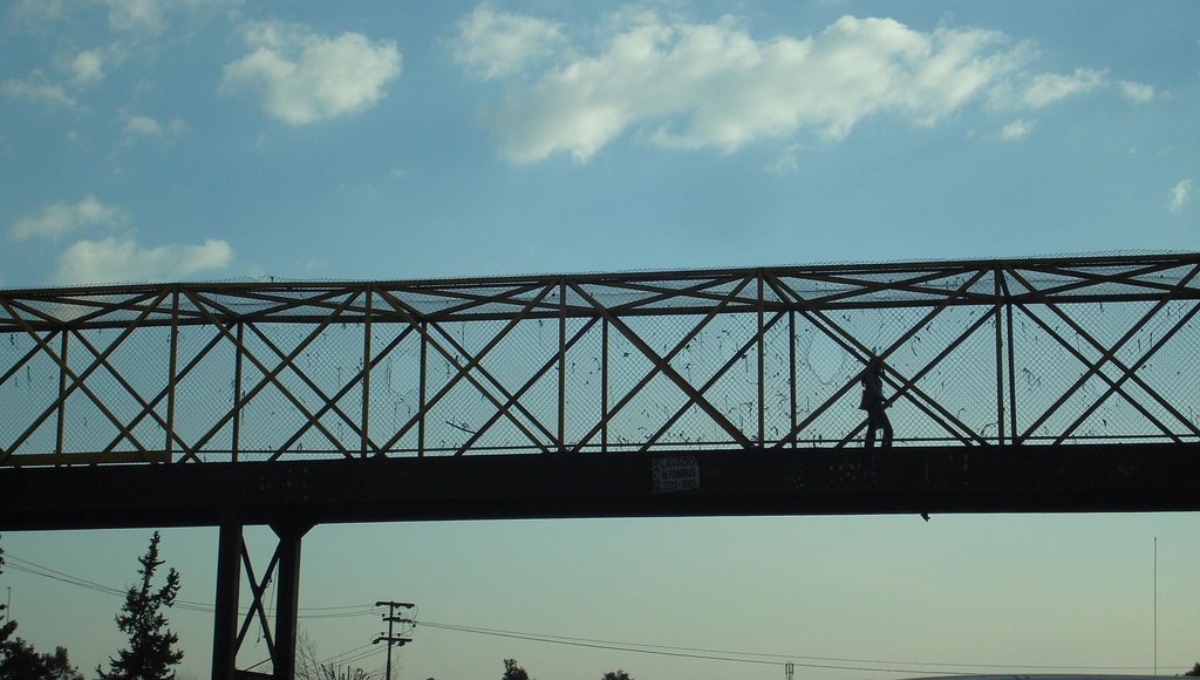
[{"left": 860, "top": 358, "right": 893, "bottom": 448}]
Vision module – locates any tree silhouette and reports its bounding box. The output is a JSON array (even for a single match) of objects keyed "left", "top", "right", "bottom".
[
  {"left": 0, "top": 537, "right": 9, "bottom": 646},
  {"left": 1, "top": 639, "right": 84, "bottom": 680},
  {"left": 601, "top": 671, "right": 634, "bottom": 680},
  {"left": 97, "top": 532, "right": 184, "bottom": 680},
  {"left": 501, "top": 659, "right": 531, "bottom": 680},
  {"left": 0, "top": 537, "right": 84, "bottom": 680},
  {"left": 1184, "top": 662, "right": 1200, "bottom": 676},
  {"left": 296, "top": 630, "right": 376, "bottom": 680}
]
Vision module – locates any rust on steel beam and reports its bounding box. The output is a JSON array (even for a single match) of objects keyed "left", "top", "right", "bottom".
[{"left": 1, "top": 443, "right": 1198, "bottom": 532}]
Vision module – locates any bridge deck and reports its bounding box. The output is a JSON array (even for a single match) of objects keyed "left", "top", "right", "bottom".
[{"left": 3, "top": 442, "right": 1198, "bottom": 531}]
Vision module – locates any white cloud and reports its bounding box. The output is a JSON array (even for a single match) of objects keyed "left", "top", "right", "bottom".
[
  {"left": 55, "top": 236, "right": 233, "bottom": 284},
  {"left": 765, "top": 145, "right": 801, "bottom": 175},
  {"left": 999, "top": 118, "right": 1035, "bottom": 140},
  {"left": 99, "top": 0, "right": 243, "bottom": 35},
  {"left": 103, "top": 0, "right": 167, "bottom": 35},
  {"left": 70, "top": 50, "right": 106, "bottom": 85},
  {"left": 11, "top": 0, "right": 64, "bottom": 27},
  {"left": 466, "top": 11, "right": 1046, "bottom": 163},
  {"left": 221, "top": 21, "right": 402, "bottom": 125},
  {"left": 10, "top": 196, "right": 124, "bottom": 242},
  {"left": 459, "top": 8, "right": 1143, "bottom": 164},
  {"left": 1018, "top": 67, "right": 1107, "bottom": 108},
  {"left": 452, "top": 5, "right": 567, "bottom": 79},
  {"left": 1170, "top": 179, "right": 1193, "bottom": 214},
  {"left": 122, "top": 114, "right": 189, "bottom": 142},
  {"left": 3, "top": 75, "right": 80, "bottom": 110},
  {"left": 1118, "top": 80, "right": 1155, "bottom": 104}
]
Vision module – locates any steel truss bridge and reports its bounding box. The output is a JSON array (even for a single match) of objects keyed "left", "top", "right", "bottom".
[{"left": 2, "top": 253, "right": 1200, "bottom": 680}]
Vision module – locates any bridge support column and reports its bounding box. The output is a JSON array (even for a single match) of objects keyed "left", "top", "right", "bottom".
[
  {"left": 211, "top": 519, "right": 242, "bottom": 680},
  {"left": 270, "top": 520, "right": 312, "bottom": 680},
  {"left": 208, "top": 518, "right": 313, "bottom": 680}
]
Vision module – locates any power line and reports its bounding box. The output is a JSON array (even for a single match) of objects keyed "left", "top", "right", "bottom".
[
  {"left": 6, "top": 553, "right": 390, "bottom": 676},
  {"left": 1, "top": 553, "right": 1167, "bottom": 675},
  {"left": 416, "top": 620, "right": 1158, "bottom": 675},
  {"left": 418, "top": 620, "right": 911, "bottom": 674},
  {"left": 374, "top": 601, "right": 415, "bottom": 680},
  {"left": 3, "top": 553, "right": 381, "bottom": 618}
]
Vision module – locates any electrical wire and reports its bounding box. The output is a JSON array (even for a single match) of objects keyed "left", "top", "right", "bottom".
[
  {"left": 419, "top": 620, "right": 911, "bottom": 674},
  {"left": 3, "top": 555, "right": 127, "bottom": 597},
  {"left": 0, "top": 553, "right": 1164, "bottom": 675},
  {"left": 2, "top": 552, "right": 381, "bottom": 619},
  {"left": 416, "top": 620, "right": 1157, "bottom": 675},
  {"left": 414, "top": 627, "right": 461, "bottom": 680}
]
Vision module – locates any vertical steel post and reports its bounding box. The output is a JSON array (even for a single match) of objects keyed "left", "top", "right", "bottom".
[
  {"left": 993, "top": 265, "right": 1006, "bottom": 445},
  {"left": 757, "top": 273, "right": 766, "bottom": 447},
  {"left": 167, "top": 289, "right": 180, "bottom": 459},
  {"left": 1004, "top": 277, "right": 1018, "bottom": 444},
  {"left": 232, "top": 322, "right": 244, "bottom": 462},
  {"left": 601, "top": 318, "right": 609, "bottom": 453},
  {"left": 56, "top": 332, "right": 68, "bottom": 456},
  {"left": 362, "top": 287, "right": 372, "bottom": 458},
  {"left": 789, "top": 309, "right": 797, "bottom": 449},
  {"left": 558, "top": 279, "right": 567, "bottom": 452},
  {"left": 270, "top": 520, "right": 311, "bottom": 680},
  {"left": 211, "top": 519, "right": 242, "bottom": 680},
  {"left": 418, "top": 321, "right": 427, "bottom": 457}
]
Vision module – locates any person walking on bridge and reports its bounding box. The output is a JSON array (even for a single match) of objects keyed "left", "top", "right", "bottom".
[{"left": 860, "top": 358, "right": 893, "bottom": 448}]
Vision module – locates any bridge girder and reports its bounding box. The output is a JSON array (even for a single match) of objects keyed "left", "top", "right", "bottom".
[{"left": 2, "top": 444, "right": 1198, "bottom": 533}]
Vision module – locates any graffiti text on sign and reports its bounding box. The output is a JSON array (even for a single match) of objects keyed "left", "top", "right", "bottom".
[{"left": 652, "top": 456, "right": 700, "bottom": 493}]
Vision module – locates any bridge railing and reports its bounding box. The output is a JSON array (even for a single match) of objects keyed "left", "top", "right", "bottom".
[{"left": 2, "top": 254, "right": 1199, "bottom": 465}]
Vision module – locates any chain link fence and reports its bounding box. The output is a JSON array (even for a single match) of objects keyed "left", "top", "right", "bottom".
[{"left": 2, "top": 257, "right": 1199, "bottom": 463}]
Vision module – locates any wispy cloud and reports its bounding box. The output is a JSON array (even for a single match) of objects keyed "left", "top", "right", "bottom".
[
  {"left": 54, "top": 236, "right": 233, "bottom": 284},
  {"left": 122, "top": 113, "right": 189, "bottom": 143},
  {"left": 999, "top": 118, "right": 1035, "bottom": 141},
  {"left": 1170, "top": 179, "right": 1193, "bottom": 214},
  {"left": 68, "top": 49, "right": 106, "bottom": 85},
  {"left": 1015, "top": 68, "right": 1107, "bottom": 108},
  {"left": 103, "top": 0, "right": 169, "bottom": 34},
  {"left": 451, "top": 5, "right": 567, "bottom": 79},
  {"left": 765, "top": 144, "right": 802, "bottom": 175},
  {"left": 10, "top": 0, "right": 65, "bottom": 28},
  {"left": 1118, "top": 80, "right": 1156, "bottom": 104},
  {"left": 221, "top": 21, "right": 402, "bottom": 125},
  {"left": 3, "top": 74, "right": 81, "bottom": 111},
  {"left": 9, "top": 196, "right": 124, "bottom": 242},
  {"left": 455, "top": 8, "right": 1131, "bottom": 163}
]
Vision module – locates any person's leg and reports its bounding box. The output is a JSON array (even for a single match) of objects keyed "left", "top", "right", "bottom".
[
  {"left": 865, "top": 411, "right": 878, "bottom": 448},
  {"left": 880, "top": 412, "right": 893, "bottom": 448}
]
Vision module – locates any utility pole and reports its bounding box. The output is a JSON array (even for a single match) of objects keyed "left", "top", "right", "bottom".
[{"left": 373, "top": 601, "right": 414, "bottom": 680}]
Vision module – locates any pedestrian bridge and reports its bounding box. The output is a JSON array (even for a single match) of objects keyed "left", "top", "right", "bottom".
[
  {"left": 2, "top": 252, "right": 1200, "bottom": 524},
  {"left": 3, "top": 253, "right": 1199, "bottom": 680},
  {"left": 6, "top": 253, "right": 1200, "bottom": 458}
]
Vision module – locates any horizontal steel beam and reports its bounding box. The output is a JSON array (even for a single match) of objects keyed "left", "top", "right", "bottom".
[{"left": 2, "top": 443, "right": 1198, "bottom": 531}]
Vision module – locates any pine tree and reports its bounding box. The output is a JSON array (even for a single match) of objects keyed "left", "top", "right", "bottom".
[
  {"left": 501, "top": 659, "right": 530, "bottom": 680},
  {"left": 98, "top": 532, "right": 184, "bottom": 680},
  {"left": 1, "top": 535, "right": 85, "bottom": 680},
  {"left": 1, "top": 537, "right": 10, "bottom": 641}
]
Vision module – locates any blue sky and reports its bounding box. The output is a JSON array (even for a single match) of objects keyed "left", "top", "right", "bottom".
[
  {"left": 1, "top": 0, "right": 1197, "bottom": 287},
  {"left": 1, "top": 1, "right": 1198, "bottom": 679}
]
